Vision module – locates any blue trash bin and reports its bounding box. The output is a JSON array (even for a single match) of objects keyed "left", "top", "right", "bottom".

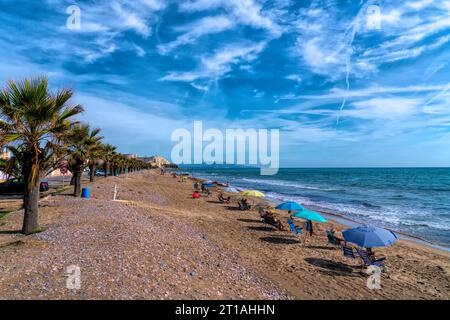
[{"left": 81, "top": 187, "right": 90, "bottom": 199}]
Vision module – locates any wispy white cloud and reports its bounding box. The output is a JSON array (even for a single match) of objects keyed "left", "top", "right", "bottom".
[
  {"left": 291, "top": 0, "right": 450, "bottom": 81},
  {"left": 278, "top": 84, "right": 450, "bottom": 101},
  {"left": 178, "top": 0, "right": 283, "bottom": 36},
  {"left": 346, "top": 97, "right": 421, "bottom": 120},
  {"left": 285, "top": 74, "right": 302, "bottom": 83},
  {"left": 52, "top": 0, "right": 166, "bottom": 62},
  {"left": 161, "top": 41, "right": 266, "bottom": 82},
  {"left": 157, "top": 15, "right": 235, "bottom": 54}
]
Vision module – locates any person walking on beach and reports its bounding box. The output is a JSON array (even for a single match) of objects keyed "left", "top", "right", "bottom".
[{"left": 305, "top": 220, "right": 314, "bottom": 237}]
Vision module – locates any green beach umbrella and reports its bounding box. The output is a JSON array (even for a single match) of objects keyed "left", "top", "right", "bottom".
[{"left": 292, "top": 210, "right": 327, "bottom": 222}]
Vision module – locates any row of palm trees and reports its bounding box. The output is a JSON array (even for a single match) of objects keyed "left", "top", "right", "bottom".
[{"left": 0, "top": 77, "right": 152, "bottom": 234}]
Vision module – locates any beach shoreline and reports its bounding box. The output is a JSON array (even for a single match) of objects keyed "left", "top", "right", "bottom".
[
  {"left": 184, "top": 170, "right": 450, "bottom": 253},
  {"left": 0, "top": 170, "right": 449, "bottom": 299}
]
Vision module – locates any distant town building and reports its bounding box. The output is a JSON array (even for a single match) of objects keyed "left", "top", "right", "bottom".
[
  {"left": 0, "top": 148, "right": 10, "bottom": 180},
  {"left": 124, "top": 154, "right": 138, "bottom": 159},
  {"left": 138, "top": 155, "right": 176, "bottom": 168}
]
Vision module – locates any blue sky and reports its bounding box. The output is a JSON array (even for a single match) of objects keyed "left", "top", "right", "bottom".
[{"left": 0, "top": 0, "right": 449, "bottom": 167}]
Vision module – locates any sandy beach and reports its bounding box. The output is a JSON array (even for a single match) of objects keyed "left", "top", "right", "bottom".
[{"left": 0, "top": 170, "right": 449, "bottom": 299}]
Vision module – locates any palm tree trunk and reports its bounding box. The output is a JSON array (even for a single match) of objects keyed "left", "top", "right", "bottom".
[
  {"left": 74, "top": 166, "right": 83, "bottom": 197},
  {"left": 22, "top": 181, "right": 40, "bottom": 234},
  {"left": 22, "top": 155, "right": 40, "bottom": 234},
  {"left": 89, "top": 164, "right": 95, "bottom": 182}
]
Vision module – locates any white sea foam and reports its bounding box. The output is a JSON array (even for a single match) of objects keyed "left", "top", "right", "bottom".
[{"left": 241, "top": 178, "right": 339, "bottom": 191}]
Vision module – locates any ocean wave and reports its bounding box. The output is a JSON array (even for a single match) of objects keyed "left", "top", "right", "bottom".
[
  {"left": 240, "top": 178, "right": 341, "bottom": 192},
  {"left": 223, "top": 186, "right": 240, "bottom": 193}
]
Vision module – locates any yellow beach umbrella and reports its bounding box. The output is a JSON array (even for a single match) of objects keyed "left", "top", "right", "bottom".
[{"left": 241, "top": 190, "right": 265, "bottom": 197}]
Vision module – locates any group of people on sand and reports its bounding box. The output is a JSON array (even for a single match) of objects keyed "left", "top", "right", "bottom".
[
  {"left": 189, "top": 180, "right": 385, "bottom": 263},
  {"left": 257, "top": 207, "right": 316, "bottom": 235},
  {"left": 192, "top": 181, "right": 213, "bottom": 198},
  {"left": 259, "top": 207, "right": 285, "bottom": 231}
]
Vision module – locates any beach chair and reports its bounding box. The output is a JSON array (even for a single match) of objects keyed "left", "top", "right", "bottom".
[
  {"left": 342, "top": 245, "right": 357, "bottom": 259},
  {"left": 238, "top": 199, "right": 251, "bottom": 210},
  {"left": 287, "top": 219, "right": 303, "bottom": 234},
  {"left": 356, "top": 249, "right": 386, "bottom": 272},
  {"left": 326, "top": 230, "right": 341, "bottom": 246}
]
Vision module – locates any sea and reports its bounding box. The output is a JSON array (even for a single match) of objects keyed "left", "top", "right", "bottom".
[{"left": 181, "top": 167, "right": 450, "bottom": 249}]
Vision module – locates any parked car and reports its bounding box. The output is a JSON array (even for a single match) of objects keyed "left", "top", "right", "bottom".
[
  {"left": 95, "top": 170, "right": 107, "bottom": 176},
  {"left": 0, "top": 179, "right": 49, "bottom": 194}
]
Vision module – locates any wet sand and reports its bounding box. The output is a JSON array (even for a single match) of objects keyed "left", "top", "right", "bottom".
[{"left": 0, "top": 171, "right": 449, "bottom": 299}]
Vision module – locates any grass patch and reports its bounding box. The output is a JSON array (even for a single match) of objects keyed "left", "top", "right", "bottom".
[
  {"left": 0, "top": 210, "right": 14, "bottom": 220},
  {"left": 30, "top": 227, "right": 46, "bottom": 235}
]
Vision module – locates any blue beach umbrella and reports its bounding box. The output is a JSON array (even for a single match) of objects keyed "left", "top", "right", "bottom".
[
  {"left": 276, "top": 201, "right": 305, "bottom": 212},
  {"left": 292, "top": 210, "right": 327, "bottom": 222},
  {"left": 202, "top": 182, "right": 215, "bottom": 188},
  {"left": 342, "top": 225, "right": 398, "bottom": 248}
]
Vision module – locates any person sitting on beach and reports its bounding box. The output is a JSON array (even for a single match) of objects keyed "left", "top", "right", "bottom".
[
  {"left": 192, "top": 191, "right": 200, "bottom": 199},
  {"left": 218, "top": 192, "right": 231, "bottom": 203},
  {"left": 267, "top": 213, "right": 285, "bottom": 231},
  {"left": 240, "top": 198, "right": 251, "bottom": 210},
  {"left": 259, "top": 208, "right": 285, "bottom": 231},
  {"left": 238, "top": 198, "right": 249, "bottom": 210},
  {"left": 194, "top": 182, "right": 199, "bottom": 190},
  {"left": 366, "top": 248, "right": 386, "bottom": 262},
  {"left": 259, "top": 207, "right": 268, "bottom": 218},
  {"left": 327, "top": 227, "right": 345, "bottom": 245}
]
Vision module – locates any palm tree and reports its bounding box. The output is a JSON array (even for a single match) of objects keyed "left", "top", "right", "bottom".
[
  {"left": 0, "top": 77, "right": 83, "bottom": 234},
  {"left": 88, "top": 144, "right": 103, "bottom": 183},
  {"left": 100, "top": 143, "right": 116, "bottom": 177},
  {"left": 66, "top": 124, "right": 103, "bottom": 197}
]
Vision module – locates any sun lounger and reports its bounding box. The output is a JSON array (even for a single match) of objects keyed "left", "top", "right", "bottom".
[
  {"left": 342, "top": 245, "right": 357, "bottom": 259},
  {"left": 356, "top": 249, "right": 386, "bottom": 271},
  {"left": 287, "top": 219, "right": 302, "bottom": 234}
]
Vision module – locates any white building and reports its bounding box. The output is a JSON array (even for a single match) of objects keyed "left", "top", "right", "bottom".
[{"left": 0, "top": 148, "right": 10, "bottom": 180}]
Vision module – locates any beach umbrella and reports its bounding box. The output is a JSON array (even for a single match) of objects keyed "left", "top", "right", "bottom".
[
  {"left": 342, "top": 225, "right": 398, "bottom": 248},
  {"left": 292, "top": 209, "right": 327, "bottom": 222},
  {"left": 202, "top": 182, "right": 215, "bottom": 188},
  {"left": 241, "top": 190, "right": 265, "bottom": 197},
  {"left": 255, "top": 199, "right": 276, "bottom": 209},
  {"left": 275, "top": 201, "right": 305, "bottom": 212}
]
